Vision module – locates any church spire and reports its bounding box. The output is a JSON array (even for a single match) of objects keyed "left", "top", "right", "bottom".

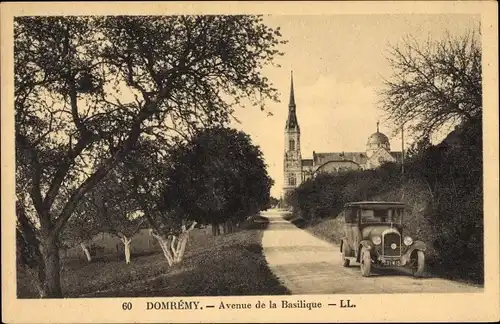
[
  {"left": 285, "top": 70, "right": 299, "bottom": 131},
  {"left": 377, "top": 120, "right": 380, "bottom": 133},
  {"left": 289, "top": 70, "right": 296, "bottom": 107}
]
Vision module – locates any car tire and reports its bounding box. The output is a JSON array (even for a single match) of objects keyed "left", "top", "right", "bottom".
[
  {"left": 411, "top": 250, "right": 425, "bottom": 277},
  {"left": 360, "top": 247, "right": 371, "bottom": 277},
  {"left": 341, "top": 247, "right": 350, "bottom": 267}
]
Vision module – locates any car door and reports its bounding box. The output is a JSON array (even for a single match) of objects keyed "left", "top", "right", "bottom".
[
  {"left": 344, "top": 207, "right": 358, "bottom": 257},
  {"left": 352, "top": 209, "right": 361, "bottom": 258}
]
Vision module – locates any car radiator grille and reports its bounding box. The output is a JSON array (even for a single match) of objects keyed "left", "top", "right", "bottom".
[{"left": 383, "top": 232, "right": 401, "bottom": 256}]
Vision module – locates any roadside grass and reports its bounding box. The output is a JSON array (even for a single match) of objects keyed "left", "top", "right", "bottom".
[
  {"left": 285, "top": 214, "right": 344, "bottom": 245},
  {"left": 18, "top": 215, "right": 290, "bottom": 298},
  {"left": 282, "top": 212, "right": 308, "bottom": 228},
  {"left": 304, "top": 217, "right": 345, "bottom": 245}
]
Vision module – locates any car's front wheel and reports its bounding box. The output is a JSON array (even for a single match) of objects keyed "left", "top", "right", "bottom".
[
  {"left": 360, "top": 247, "right": 371, "bottom": 277},
  {"left": 410, "top": 250, "right": 425, "bottom": 277}
]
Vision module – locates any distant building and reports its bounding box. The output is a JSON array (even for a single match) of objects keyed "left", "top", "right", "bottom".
[{"left": 282, "top": 72, "right": 402, "bottom": 199}]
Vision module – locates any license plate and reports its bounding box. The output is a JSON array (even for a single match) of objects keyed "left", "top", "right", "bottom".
[{"left": 384, "top": 260, "right": 400, "bottom": 266}]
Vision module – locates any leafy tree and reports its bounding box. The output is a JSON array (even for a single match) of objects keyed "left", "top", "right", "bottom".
[
  {"left": 117, "top": 138, "right": 185, "bottom": 266},
  {"left": 60, "top": 196, "right": 105, "bottom": 263},
  {"left": 163, "top": 127, "right": 273, "bottom": 242},
  {"left": 379, "top": 27, "right": 481, "bottom": 140},
  {"left": 15, "top": 15, "right": 284, "bottom": 297},
  {"left": 60, "top": 170, "right": 147, "bottom": 264},
  {"left": 95, "top": 172, "right": 147, "bottom": 264}
]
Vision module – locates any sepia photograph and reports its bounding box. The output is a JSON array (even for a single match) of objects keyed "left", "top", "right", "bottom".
[{"left": 2, "top": 1, "right": 499, "bottom": 323}]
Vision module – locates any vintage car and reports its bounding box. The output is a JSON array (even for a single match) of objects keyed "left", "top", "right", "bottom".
[{"left": 339, "top": 201, "right": 426, "bottom": 277}]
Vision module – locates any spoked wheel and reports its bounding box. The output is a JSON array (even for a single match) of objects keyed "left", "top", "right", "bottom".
[
  {"left": 360, "top": 247, "right": 372, "bottom": 277},
  {"left": 341, "top": 247, "right": 350, "bottom": 267},
  {"left": 410, "top": 250, "right": 425, "bottom": 277}
]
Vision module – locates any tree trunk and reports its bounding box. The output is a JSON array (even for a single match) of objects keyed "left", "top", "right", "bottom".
[
  {"left": 211, "top": 223, "right": 216, "bottom": 236},
  {"left": 118, "top": 233, "right": 132, "bottom": 264},
  {"left": 174, "top": 233, "right": 189, "bottom": 263},
  {"left": 40, "top": 237, "right": 63, "bottom": 298},
  {"left": 80, "top": 243, "right": 92, "bottom": 262},
  {"left": 120, "top": 236, "right": 132, "bottom": 264},
  {"left": 211, "top": 222, "right": 220, "bottom": 236},
  {"left": 23, "top": 265, "right": 45, "bottom": 298},
  {"left": 150, "top": 230, "right": 174, "bottom": 266}
]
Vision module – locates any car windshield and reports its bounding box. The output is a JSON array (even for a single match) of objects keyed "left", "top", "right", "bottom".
[{"left": 360, "top": 208, "right": 403, "bottom": 224}]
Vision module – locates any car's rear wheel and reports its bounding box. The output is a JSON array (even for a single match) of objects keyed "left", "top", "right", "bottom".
[
  {"left": 360, "top": 247, "right": 371, "bottom": 277},
  {"left": 410, "top": 250, "right": 425, "bottom": 277},
  {"left": 341, "top": 246, "right": 350, "bottom": 267}
]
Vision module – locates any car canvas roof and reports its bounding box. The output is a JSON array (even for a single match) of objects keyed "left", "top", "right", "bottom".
[{"left": 344, "top": 201, "right": 405, "bottom": 208}]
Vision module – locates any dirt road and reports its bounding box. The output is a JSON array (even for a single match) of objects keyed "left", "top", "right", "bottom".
[{"left": 261, "top": 210, "right": 482, "bottom": 294}]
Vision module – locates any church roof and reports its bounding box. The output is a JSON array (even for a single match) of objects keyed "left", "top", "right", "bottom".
[
  {"left": 313, "top": 151, "right": 368, "bottom": 166},
  {"left": 311, "top": 150, "right": 402, "bottom": 167},
  {"left": 302, "top": 159, "right": 313, "bottom": 167}
]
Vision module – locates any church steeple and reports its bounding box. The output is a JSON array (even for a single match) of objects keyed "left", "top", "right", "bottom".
[
  {"left": 285, "top": 71, "right": 299, "bottom": 131},
  {"left": 289, "top": 70, "right": 296, "bottom": 107},
  {"left": 283, "top": 70, "right": 302, "bottom": 203}
]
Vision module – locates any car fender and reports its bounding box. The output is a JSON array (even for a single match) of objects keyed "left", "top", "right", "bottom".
[
  {"left": 401, "top": 240, "right": 427, "bottom": 265},
  {"left": 410, "top": 240, "right": 427, "bottom": 252},
  {"left": 356, "top": 240, "right": 374, "bottom": 262}
]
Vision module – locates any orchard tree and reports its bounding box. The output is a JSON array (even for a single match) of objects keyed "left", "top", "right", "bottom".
[
  {"left": 379, "top": 27, "right": 481, "bottom": 140},
  {"left": 15, "top": 15, "right": 285, "bottom": 297},
  {"left": 163, "top": 127, "right": 273, "bottom": 237},
  {"left": 60, "top": 196, "right": 104, "bottom": 263},
  {"left": 119, "top": 138, "right": 197, "bottom": 266},
  {"left": 102, "top": 208, "right": 147, "bottom": 265},
  {"left": 94, "top": 172, "right": 147, "bottom": 264}
]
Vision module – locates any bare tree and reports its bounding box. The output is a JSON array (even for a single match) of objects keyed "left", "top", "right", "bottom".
[{"left": 379, "top": 27, "right": 481, "bottom": 140}]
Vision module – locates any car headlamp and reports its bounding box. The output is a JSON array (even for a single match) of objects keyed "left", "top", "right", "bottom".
[
  {"left": 372, "top": 236, "right": 382, "bottom": 245},
  {"left": 403, "top": 236, "right": 413, "bottom": 246}
]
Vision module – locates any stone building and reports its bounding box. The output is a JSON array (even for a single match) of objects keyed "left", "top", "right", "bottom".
[{"left": 282, "top": 72, "right": 402, "bottom": 199}]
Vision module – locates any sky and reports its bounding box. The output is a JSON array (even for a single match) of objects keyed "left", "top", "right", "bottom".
[{"left": 229, "top": 14, "right": 480, "bottom": 198}]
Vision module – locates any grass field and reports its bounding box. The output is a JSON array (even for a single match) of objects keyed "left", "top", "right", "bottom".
[{"left": 18, "top": 216, "right": 290, "bottom": 298}]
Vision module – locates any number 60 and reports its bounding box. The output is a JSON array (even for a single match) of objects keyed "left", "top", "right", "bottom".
[{"left": 122, "top": 302, "right": 132, "bottom": 310}]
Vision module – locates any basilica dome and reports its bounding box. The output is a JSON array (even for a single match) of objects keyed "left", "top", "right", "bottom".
[
  {"left": 367, "top": 131, "right": 390, "bottom": 147},
  {"left": 366, "top": 123, "right": 390, "bottom": 157}
]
